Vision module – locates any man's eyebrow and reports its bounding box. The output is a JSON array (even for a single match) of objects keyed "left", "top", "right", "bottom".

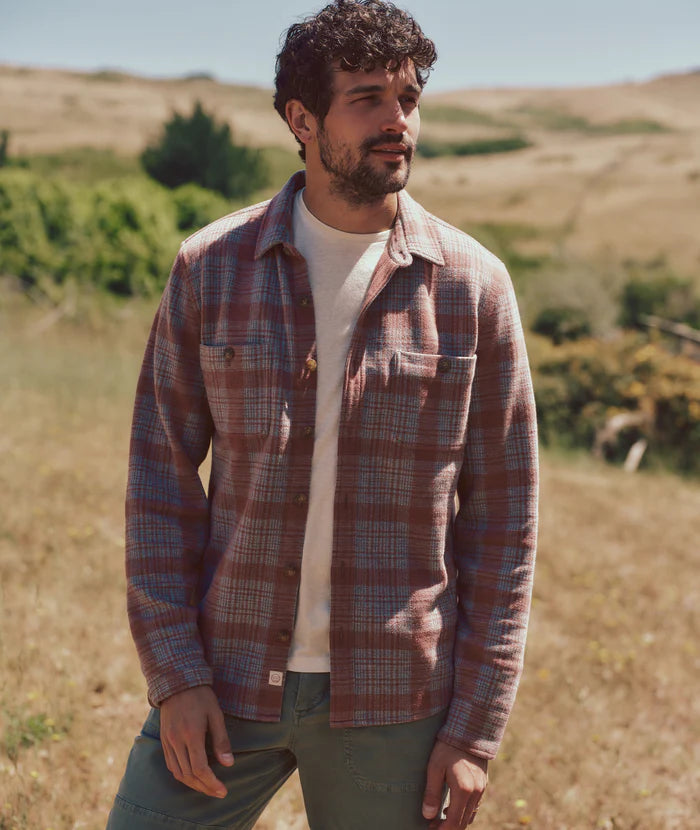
[{"left": 344, "top": 83, "right": 421, "bottom": 96}]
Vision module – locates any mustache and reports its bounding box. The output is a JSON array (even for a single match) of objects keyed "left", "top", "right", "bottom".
[{"left": 361, "top": 135, "right": 415, "bottom": 156}]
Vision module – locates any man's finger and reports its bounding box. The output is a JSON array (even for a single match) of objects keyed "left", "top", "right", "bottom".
[
  {"left": 166, "top": 733, "right": 192, "bottom": 784},
  {"left": 187, "top": 740, "right": 227, "bottom": 798},
  {"left": 208, "top": 704, "right": 234, "bottom": 767},
  {"left": 161, "top": 740, "right": 182, "bottom": 780},
  {"left": 163, "top": 735, "right": 209, "bottom": 795},
  {"left": 441, "top": 786, "right": 468, "bottom": 830},
  {"left": 467, "top": 798, "right": 482, "bottom": 826}
]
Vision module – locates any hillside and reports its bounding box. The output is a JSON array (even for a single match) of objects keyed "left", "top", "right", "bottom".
[{"left": 2, "top": 64, "right": 700, "bottom": 273}]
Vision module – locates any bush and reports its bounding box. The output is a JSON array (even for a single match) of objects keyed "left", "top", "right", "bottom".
[
  {"left": 531, "top": 334, "right": 700, "bottom": 474},
  {"left": 0, "top": 169, "right": 76, "bottom": 287},
  {"left": 463, "top": 221, "right": 548, "bottom": 286},
  {"left": 417, "top": 136, "right": 531, "bottom": 158},
  {"left": 618, "top": 276, "right": 700, "bottom": 329},
  {"left": 77, "top": 178, "right": 181, "bottom": 295},
  {"left": 0, "top": 130, "right": 9, "bottom": 168},
  {"left": 0, "top": 145, "right": 293, "bottom": 300},
  {"left": 0, "top": 168, "right": 183, "bottom": 296},
  {"left": 532, "top": 306, "right": 592, "bottom": 345},
  {"left": 513, "top": 106, "right": 668, "bottom": 135},
  {"left": 172, "top": 183, "right": 233, "bottom": 232},
  {"left": 141, "top": 101, "right": 268, "bottom": 199}
]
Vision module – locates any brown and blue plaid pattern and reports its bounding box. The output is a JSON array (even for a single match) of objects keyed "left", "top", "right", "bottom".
[{"left": 126, "top": 172, "right": 538, "bottom": 759}]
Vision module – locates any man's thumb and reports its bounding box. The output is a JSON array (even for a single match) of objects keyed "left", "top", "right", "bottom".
[{"left": 208, "top": 706, "right": 234, "bottom": 766}]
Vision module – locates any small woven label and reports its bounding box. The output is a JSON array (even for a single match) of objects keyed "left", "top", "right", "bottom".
[{"left": 268, "top": 670, "right": 284, "bottom": 687}]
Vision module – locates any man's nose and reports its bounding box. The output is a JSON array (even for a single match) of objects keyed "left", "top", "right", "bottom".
[{"left": 380, "top": 100, "right": 409, "bottom": 133}]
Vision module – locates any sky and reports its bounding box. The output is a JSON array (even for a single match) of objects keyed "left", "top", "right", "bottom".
[{"left": 2, "top": 0, "right": 699, "bottom": 92}]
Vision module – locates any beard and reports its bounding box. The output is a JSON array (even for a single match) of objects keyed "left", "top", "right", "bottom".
[{"left": 317, "top": 127, "right": 414, "bottom": 207}]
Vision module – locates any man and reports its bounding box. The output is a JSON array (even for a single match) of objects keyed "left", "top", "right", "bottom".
[{"left": 107, "top": 1, "right": 538, "bottom": 828}]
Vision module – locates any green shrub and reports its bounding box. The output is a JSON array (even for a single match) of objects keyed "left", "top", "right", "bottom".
[
  {"left": 172, "top": 183, "right": 233, "bottom": 232},
  {"left": 0, "top": 169, "right": 76, "bottom": 287},
  {"left": 463, "top": 221, "right": 548, "bottom": 287},
  {"left": 512, "top": 106, "right": 668, "bottom": 135},
  {"left": 141, "top": 101, "right": 268, "bottom": 199},
  {"left": 0, "top": 145, "right": 290, "bottom": 299},
  {"left": 0, "top": 169, "right": 182, "bottom": 296},
  {"left": 16, "top": 147, "right": 141, "bottom": 182},
  {"left": 532, "top": 334, "right": 700, "bottom": 474},
  {"left": 618, "top": 276, "right": 700, "bottom": 329},
  {"left": 0, "top": 130, "right": 9, "bottom": 167},
  {"left": 77, "top": 177, "right": 181, "bottom": 295},
  {"left": 532, "top": 306, "right": 592, "bottom": 345},
  {"left": 419, "top": 105, "right": 509, "bottom": 127},
  {"left": 417, "top": 136, "right": 531, "bottom": 158}
]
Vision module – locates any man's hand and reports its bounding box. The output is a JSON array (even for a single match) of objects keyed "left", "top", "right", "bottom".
[
  {"left": 422, "top": 739, "right": 488, "bottom": 828},
  {"left": 160, "top": 685, "right": 234, "bottom": 798}
]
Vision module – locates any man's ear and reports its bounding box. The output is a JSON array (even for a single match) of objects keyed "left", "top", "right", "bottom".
[{"left": 285, "top": 99, "right": 317, "bottom": 149}]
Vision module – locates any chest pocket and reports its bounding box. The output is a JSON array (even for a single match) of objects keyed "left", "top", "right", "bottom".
[
  {"left": 199, "top": 343, "right": 276, "bottom": 440},
  {"left": 361, "top": 351, "right": 478, "bottom": 452}
]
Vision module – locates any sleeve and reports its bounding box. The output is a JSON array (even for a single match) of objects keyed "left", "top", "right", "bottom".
[
  {"left": 437, "top": 258, "right": 539, "bottom": 759},
  {"left": 125, "top": 245, "right": 215, "bottom": 706}
]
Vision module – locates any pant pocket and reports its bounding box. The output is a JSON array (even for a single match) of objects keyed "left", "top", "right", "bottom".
[
  {"left": 342, "top": 709, "right": 446, "bottom": 793},
  {"left": 139, "top": 707, "right": 161, "bottom": 740}
]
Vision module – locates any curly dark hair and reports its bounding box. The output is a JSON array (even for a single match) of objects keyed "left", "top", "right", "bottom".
[{"left": 274, "top": 0, "right": 437, "bottom": 159}]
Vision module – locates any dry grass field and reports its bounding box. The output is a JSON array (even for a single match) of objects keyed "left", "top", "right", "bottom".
[
  {"left": 0, "top": 293, "right": 698, "bottom": 830},
  {"left": 1, "top": 64, "right": 699, "bottom": 829}
]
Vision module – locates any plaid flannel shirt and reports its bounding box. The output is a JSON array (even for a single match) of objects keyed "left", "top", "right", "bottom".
[{"left": 126, "top": 171, "right": 538, "bottom": 759}]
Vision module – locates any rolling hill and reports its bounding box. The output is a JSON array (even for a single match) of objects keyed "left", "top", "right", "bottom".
[{"left": 2, "top": 63, "right": 699, "bottom": 274}]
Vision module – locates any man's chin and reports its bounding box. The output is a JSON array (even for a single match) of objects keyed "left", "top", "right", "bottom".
[
  {"left": 371, "top": 157, "right": 411, "bottom": 187},
  {"left": 383, "top": 168, "right": 411, "bottom": 193},
  {"left": 327, "top": 161, "right": 411, "bottom": 205}
]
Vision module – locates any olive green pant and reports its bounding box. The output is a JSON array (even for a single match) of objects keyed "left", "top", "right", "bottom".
[{"left": 107, "top": 672, "right": 447, "bottom": 830}]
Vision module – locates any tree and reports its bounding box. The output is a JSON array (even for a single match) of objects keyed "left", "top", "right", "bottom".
[
  {"left": 141, "top": 102, "right": 268, "bottom": 199},
  {"left": 532, "top": 306, "right": 592, "bottom": 345},
  {"left": 0, "top": 130, "right": 9, "bottom": 168}
]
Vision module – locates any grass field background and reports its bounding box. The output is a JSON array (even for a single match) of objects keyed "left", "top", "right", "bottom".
[
  {"left": 1, "top": 64, "right": 699, "bottom": 829},
  {"left": 1, "top": 296, "right": 697, "bottom": 829}
]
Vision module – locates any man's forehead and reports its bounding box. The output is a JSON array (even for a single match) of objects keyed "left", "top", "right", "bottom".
[{"left": 331, "top": 59, "right": 419, "bottom": 93}]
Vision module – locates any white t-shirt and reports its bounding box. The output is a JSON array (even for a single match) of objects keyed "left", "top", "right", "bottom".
[{"left": 287, "top": 189, "right": 390, "bottom": 671}]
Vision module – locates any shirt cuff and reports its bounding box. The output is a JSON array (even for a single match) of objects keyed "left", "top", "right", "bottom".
[{"left": 146, "top": 665, "right": 214, "bottom": 708}]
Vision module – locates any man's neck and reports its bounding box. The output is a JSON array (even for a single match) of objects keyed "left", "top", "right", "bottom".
[{"left": 302, "top": 179, "right": 398, "bottom": 234}]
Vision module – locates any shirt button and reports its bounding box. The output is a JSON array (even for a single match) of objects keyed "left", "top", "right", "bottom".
[
  {"left": 276, "top": 629, "right": 292, "bottom": 644},
  {"left": 223, "top": 346, "right": 235, "bottom": 362},
  {"left": 299, "top": 295, "right": 311, "bottom": 307},
  {"left": 305, "top": 357, "right": 318, "bottom": 372},
  {"left": 283, "top": 563, "right": 299, "bottom": 577},
  {"left": 293, "top": 493, "right": 308, "bottom": 506},
  {"left": 302, "top": 425, "right": 314, "bottom": 438},
  {"left": 437, "top": 357, "right": 452, "bottom": 373}
]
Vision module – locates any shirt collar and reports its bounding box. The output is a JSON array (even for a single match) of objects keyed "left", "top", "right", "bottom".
[{"left": 255, "top": 170, "right": 445, "bottom": 267}]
